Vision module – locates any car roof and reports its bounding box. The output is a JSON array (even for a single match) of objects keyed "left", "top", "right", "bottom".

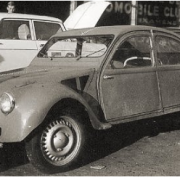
[
  {"left": 166, "top": 27, "right": 180, "bottom": 33},
  {"left": 0, "top": 13, "right": 62, "bottom": 23},
  {"left": 54, "top": 25, "right": 178, "bottom": 38}
]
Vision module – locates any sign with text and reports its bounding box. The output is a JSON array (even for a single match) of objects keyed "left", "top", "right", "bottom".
[
  {"left": 137, "top": 1, "right": 179, "bottom": 27},
  {"left": 96, "top": 1, "right": 179, "bottom": 27}
]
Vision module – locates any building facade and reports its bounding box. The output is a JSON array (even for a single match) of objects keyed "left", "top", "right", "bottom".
[{"left": 0, "top": 1, "right": 179, "bottom": 27}]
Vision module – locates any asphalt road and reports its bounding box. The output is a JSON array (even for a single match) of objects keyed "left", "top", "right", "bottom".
[{"left": 0, "top": 113, "right": 180, "bottom": 176}]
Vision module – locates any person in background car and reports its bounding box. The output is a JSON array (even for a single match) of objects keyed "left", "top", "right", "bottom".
[{"left": 7, "top": 1, "right": 16, "bottom": 13}]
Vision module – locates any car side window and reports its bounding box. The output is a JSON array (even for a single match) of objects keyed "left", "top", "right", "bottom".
[
  {"left": 111, "top": 36, "right": 152, "bottom": 69},
  {"left": 0, "top": 20, "right": 31, "bottom": 40},
  {"left": 155, "top": 36, "right": 180, "bottom": 65},
  {"left": 34, "top": 21, "right": 62, "bottom": 40}
]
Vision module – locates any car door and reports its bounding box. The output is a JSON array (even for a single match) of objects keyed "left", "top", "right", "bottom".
[
  {"left": 154, "top": 32, "right": 180, "bottom": 112},
  {"left": 99, "top": 32, "right": 162, "bottom": 121},
  {"left": 0, "top": 18, "right": 38, "bottom": 72},
  {"left": 33, "top": 20, "right": 64, "bottom": 50}
]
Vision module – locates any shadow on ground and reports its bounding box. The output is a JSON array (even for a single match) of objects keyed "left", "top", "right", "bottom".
[
  {"left": 0, "top": 112, "right": 180, "bottom": 174},
  {"left": 0, "top": 142, "right": 28, "bottom": 172}
]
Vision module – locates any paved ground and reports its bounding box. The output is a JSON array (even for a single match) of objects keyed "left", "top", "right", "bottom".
[{"left": 0, "top": 112, "right": 180, "bottom": 176}]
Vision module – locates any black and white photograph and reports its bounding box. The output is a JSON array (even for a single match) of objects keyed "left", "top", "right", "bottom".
[{"left": 0, "top": 0, "right": 180, "bottom": 176}]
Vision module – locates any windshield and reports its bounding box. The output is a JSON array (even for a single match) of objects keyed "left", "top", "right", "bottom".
[{"left": 38, "top": 35, "right": 113, "bottom": 59}]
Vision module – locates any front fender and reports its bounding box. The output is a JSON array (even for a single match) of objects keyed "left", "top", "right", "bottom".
[{"left": 0, "top": 83, "right": 110, "bottom": 142}]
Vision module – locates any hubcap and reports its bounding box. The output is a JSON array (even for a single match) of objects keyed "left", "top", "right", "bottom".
[
  {"left": 53, "top": 131, "right": 69, "bottom": 150},
  {"left": 40, "top": 117, "right": 80, "bottom": 165}
]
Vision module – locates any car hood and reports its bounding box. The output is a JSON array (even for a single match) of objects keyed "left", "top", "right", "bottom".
[
  {"left": 0, "top": 63, "right": 95, "bottom": 91},
  {"left": 64, "top": 1, "right": 110, "bottom": 30}
]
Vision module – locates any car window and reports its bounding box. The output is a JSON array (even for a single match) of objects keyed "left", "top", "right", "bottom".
[
  {"left": 34, "top": 21, "right": 62, "bottom": 40},
  {"left": 155, "top": 36, "right": 180, "bottom": 65},
  {"left": 0, "top": 20, "right": 31, "bottom": 40},
  {"left": 111, "top": 36, "right": 152, "bottom": 69},
  {"left": 38, "top": 36, "right": 113, "bottom": 58}
]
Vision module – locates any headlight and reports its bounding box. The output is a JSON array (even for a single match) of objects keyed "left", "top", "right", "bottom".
[{"left": 0, "top": 93, "right": 15, "bottom": 114}]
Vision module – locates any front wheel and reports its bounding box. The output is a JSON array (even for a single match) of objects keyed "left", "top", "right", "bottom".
[{"left": 25, "top": 113, "right": 87, "bottom": 173}]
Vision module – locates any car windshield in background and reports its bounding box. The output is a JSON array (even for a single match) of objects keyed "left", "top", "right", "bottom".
[{"left": 38, "top": 36, "right": 113, "bottom": 58}]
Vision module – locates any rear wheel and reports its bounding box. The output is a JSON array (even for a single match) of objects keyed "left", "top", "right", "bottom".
[{"left": 26, "top": 112, "right": 87, "bottom": 173}]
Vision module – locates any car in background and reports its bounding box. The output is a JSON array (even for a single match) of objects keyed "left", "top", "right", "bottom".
[
  {"left": 0, "top": 13, "right": 65, "bottom": 72},
  {"left": 0, "top": 2, "right": 111, "bottom": 73},
  {"left": 64, "top": 1, "right": 110, "bottom": 30},
  {"left": 0, "top": 25, "right": 180, "bottom": 173}
]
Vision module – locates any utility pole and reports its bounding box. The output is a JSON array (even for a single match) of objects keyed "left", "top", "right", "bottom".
[
  {"left": 131, "top": 0, "right": 137, "bottom": 25},
  {"left": 70, "top": 1, "right": 77, "bottom": 14}
]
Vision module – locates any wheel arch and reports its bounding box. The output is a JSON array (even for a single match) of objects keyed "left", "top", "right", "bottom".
[
  {"left": 24, "top": 92, "right": 112, "bottom": 144},
  {"left": 46, "top": 97, "right": 94, "bottom": 127},
  {"left": 27, "top": 96, "right": 110, "bottom": 140}
]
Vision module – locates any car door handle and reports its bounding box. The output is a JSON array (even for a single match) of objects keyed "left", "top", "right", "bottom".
[
  {"left": 103, "top": 75, "right": 114, "bottom": 80},
  {"left": 0, "top": 43, "right": 3, "bottom": 45}
]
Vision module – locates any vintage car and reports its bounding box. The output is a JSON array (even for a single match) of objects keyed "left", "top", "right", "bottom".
[
  {"left": 0, "top": 25, "right": 180, "bottom": 173},
  {"left": 0, "top": 13, "right": 65, "bottom": 72}
]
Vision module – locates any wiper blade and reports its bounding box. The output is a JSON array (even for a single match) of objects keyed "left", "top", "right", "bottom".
[
  {"left": 76, "top": 47, "right": 106, "bottom": 60},
  {"left": 85, "top": 48, "right": 105, "bottom": 57}
]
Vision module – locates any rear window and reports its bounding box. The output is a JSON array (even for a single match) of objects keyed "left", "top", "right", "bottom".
[{"left": 156, "top": 36, "right": 180, "bottom": 65}]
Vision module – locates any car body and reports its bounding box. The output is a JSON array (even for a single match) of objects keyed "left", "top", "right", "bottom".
[
  {"left": 0, "top": 13, "right": 65, "bottom": 72},
  {"left": 0, "top": 25, "right": 180, "bottom": 172},
  {"left": 166, "top": 27, "right": 180, "bottom": 36},
  {"left": 64, "top": 1, "right": 111, "bottom": 30}
]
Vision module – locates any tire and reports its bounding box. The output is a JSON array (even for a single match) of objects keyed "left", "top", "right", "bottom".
[{"left": 25, "top": 112, "right": 87, "bottom": 173}]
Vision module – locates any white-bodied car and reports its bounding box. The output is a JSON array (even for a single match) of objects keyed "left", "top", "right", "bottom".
[
  {"left": 0, "top": 2, "right": 110, "bottom": 73},
  {"left": 0, "top": 13, "right": 65, "bottom": 72}
]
